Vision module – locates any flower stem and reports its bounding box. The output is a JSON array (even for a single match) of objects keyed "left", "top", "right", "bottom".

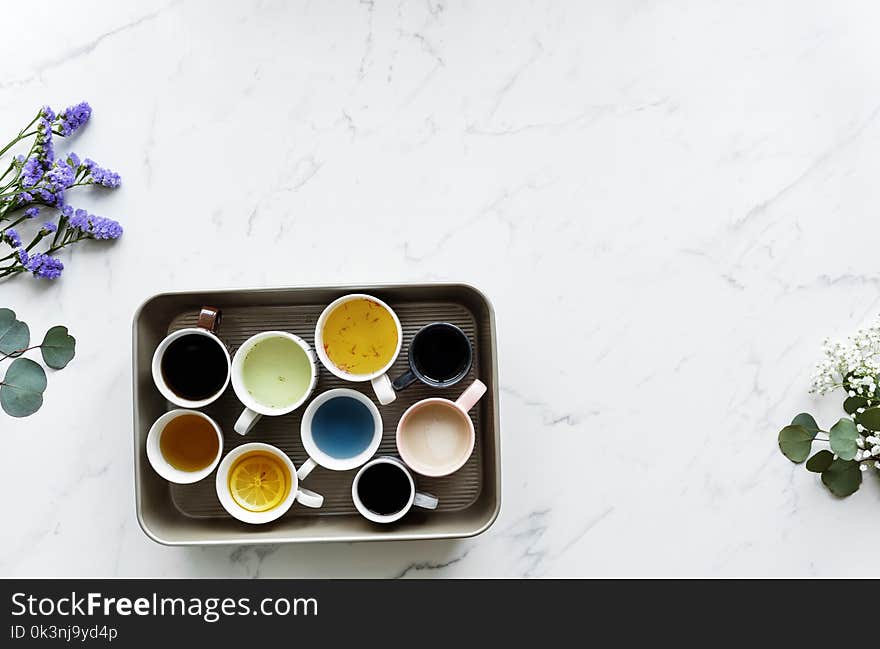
[
  {"left": 0, "top": 163, "right": 14, "bottom": 184},
  {"left": 2, "top": 214, "right": 29, "bottom": 232},
  {"left": 0, "top": 187, "right": 31, "bottom": 200},
  {"left": 0, "top": 344, "right": 39, "bottom": 361},
  {"left": 0, "top": 228, "right": 56, "bottom": 263},
  {"left": 0, "top": 227, "right": 78, "bottom": 279},
  {"left": 0, "top": 139, "right": 41, "bottom": 223},
  {"left": 0, "top": 113, "right": 40, "bottom": 159},
  {"left": 52, "top": 214, "right": 68, "bottom": 246},
  {"left": 0, "top": 179, "right": 94, "bottom": 200}
]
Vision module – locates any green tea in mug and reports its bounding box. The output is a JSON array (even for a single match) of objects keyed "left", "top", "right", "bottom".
[{"left": 241, "top": 336, "right": 313, "bottom": 408}]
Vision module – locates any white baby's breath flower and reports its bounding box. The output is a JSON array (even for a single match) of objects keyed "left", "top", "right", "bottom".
[
  {"left": 810, "top": 320, "right": 880, "bottom": 396},
  {"left": 860, "top": 464, "right": 868, "bottom": 472},
  {"left": 855, "top": 450, "right": 863, "bottom": 461},
  {"left": 857, "top": 436, "right": 865, "bottom": 448}
]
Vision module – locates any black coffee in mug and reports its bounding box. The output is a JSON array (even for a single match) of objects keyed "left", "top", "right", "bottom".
[
  {"left": 161, "top": 333, "right": 228, "bottom": 401},
  {"left": 387, "top": 323, "right": 472, "bottom": 393},
  {"left": 412, "top": 323, "right": 470, "bottom": 383},
  {"left": 356, "top": 461, "right": 411, "bottom": 516}
]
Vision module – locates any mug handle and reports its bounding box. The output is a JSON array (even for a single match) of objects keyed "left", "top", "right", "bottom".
[
  {"left": 413, "top": 491, "right": 438, "bottom": 510},
  {"left": 296, "top": 487, "right": 324, "bottom": 508},
  {"left": 197, "top": 306, "right": 221, "bottom": 333},
  {"left": 455, "top": 379, "right": 487, "bottom": 412},
  {"left": 297, "top": 457, "right": 318, "bottom": 481},
  {"left": 234, "top": 407, "right": 261, "bottom": 435},
  {"left": 371, "top": 374, "right": 397, "bottom": 405},
  {"left": 392, "top": 369, "right": 418, "bottom": 391}
]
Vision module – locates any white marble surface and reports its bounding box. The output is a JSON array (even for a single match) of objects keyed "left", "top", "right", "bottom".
[{"left": 1, "top": 0, "right": 879, "bottom": 578}]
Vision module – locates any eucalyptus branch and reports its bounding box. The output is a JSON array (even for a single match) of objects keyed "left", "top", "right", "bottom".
[{"left": 0, "top": 308, "right": 75, "bottom": 417}]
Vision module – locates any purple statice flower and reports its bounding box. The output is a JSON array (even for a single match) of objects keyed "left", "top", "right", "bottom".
[
  {"left": 16, "top": 248, "right": 28, "bottom": 265},
  {"left": 68, "top": 208, "right": 122, "bottom": 240},
  {"left": 24, "top": 252, "right": 63, "bottom": 280},
  {"left": 35, "top": 187, "right": 60, "bottom": 205},
  {"left": 15, "top": 192, "right": 33, "bottom": 205},
  {"left": 2, "top": 229, "right": 21, "bottom": 247},
  {"left": 60, "top": 204, "right": 73, "bottom": 218},
  {"left": 67, "top": 152, "right": 81, "bottom": 168},
  {"left": 20, "top": 156, "right": 43, "bottom": 187},
  {"left": 44, "top": 159, "right": 76, "bottom": 192},
  {"left": 57, "top": 102, "right": 91, "bottom": 136},
  {"left": 24, "top": 207, "right": 39, "bottom": 219},
  {"left": 40, "top": 221, "right": 57, "bottom": 234},
  {"left": 36, "top": 118, "right": 54, "bottom": 165},
  {"left": 82, "top": 158, "right": 121, "bottom": 188},
  {"left": 31, "top": 106, "right": 57, "bottom": 166},
  {"left": 68, "top": 208, "right": 88, "bottom": 230},
  {"left": 88, "top": 216, "right": 123, "bottom": 239}
]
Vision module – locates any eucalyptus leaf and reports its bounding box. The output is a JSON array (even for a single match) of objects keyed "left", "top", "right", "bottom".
[
  {"left": 0, "top": 309, "right": 12, "bottom": 332},
  {"left": 821, "top": 459, "right": 862, "bottom": 497},
  {"left": 806, "top": 450, "right": 834, "bottom": 473},
  {"left": 855, "top": 407, "right": 880, "bottom": 432},
  {"left": 40, "top": 326, "right": 76, "bottom": 369},
  {"left": 0, "top": 308, "right": 29, "bottom": 355},
  {"left": 791, "top": 413, "right": 820, "bottom": 434},
  {"left": 0, "top": 357, "right": 46, "bottom": 417},
  {"left": 843, "top": 396, "right": 869, "bottom": 415},
  {"left": 778, "top": 425, "right": 815, "bottom": 463},
  {"left": 829, "top": 418, "right": 860, "bottom": 461}
]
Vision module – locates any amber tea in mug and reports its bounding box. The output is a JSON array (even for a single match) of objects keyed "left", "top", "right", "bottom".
[
  {"left": 160, "top": 413, "right": 220, "bottom": 472},
  {"left": 146, "top": 409, "right": 224, "bottom": 485}
]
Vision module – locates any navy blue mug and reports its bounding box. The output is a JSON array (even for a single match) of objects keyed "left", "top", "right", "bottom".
[{"left": 392, "top": 322, "right": 473, "bottom": 391}]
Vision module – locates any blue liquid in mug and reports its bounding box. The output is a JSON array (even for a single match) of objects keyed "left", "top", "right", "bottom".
[{"left": 311, "top": 396, "right": 375, "bottom": 459}]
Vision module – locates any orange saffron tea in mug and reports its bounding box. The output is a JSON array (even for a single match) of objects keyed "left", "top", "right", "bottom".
[
  {"left": 322, "top": 298, "right": 398, "bottom": 375},
  {"left": 159, "top": 414, "right": 219, "bottom": 472}
]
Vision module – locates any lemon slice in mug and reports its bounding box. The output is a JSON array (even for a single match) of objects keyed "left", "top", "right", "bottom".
[{"left": 228, "top": 452, "right": 289, "bottom": 512}]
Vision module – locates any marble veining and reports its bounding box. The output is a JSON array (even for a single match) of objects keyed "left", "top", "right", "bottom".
[{"left": 1, "top": 0, "right": 879, "bottom": 577}]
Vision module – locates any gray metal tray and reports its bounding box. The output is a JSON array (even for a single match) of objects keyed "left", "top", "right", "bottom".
[{"left": 132, "top": 284, "right": 500, "bottom": 545}]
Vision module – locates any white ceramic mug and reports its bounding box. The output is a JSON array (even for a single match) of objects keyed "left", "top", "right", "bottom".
[
  {"left": 231, "top": 331, "right": 318, "bottom": 435},
  {"left": 215, "top": 442, "right": 323, "bottom": 524},
  {"left": 146, "top": 409, "right": 224, "bottom": 484},
  {"left": 396, "top": 379, "right": 488, "bottom": 477},
  {"left": 297, "top": 388, "right": 383, "bottom": 481},
  {"left": 352, "top": 456, "right": 438, "bottom": 524},
  {"left": 151, "top": 306, "right": 231, "bottom": 408},
  {"left": 314, "top": 293, "right": 403, "bottom": 405}
]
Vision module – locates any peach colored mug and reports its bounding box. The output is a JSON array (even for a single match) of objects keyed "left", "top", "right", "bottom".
[{"left": 395, "top": 379, "right": 487, "bottom": 477}]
